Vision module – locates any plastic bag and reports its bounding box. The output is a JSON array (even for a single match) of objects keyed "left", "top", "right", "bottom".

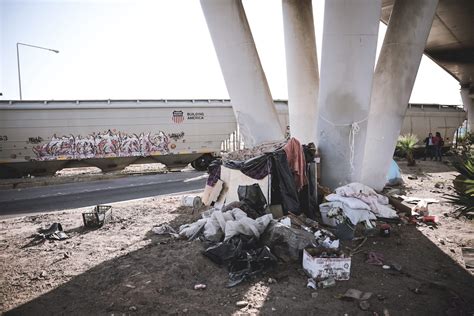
[{"left": 238, "top": 184, "right": 267, "bottom": 214}]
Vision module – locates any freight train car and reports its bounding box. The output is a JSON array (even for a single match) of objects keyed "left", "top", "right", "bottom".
[
  {"left": 401, "top": 103, "right": 466, "bottom": 145},
  {"left": 0, "top": 99, "right": 466, "bottom": 178},
  {"left": 0, "top": 100, "right": 237, "bottom": 178}
]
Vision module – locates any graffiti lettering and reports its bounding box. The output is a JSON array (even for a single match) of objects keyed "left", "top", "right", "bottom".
[
  {"left": 27, "top": 136, "right": 43, "bottom": 144},
  {"left": 168, "top": 132, "right": 185, "bottom": 141},
  {"left": 0, "top": 135, "right": 8, "bottom": 141},
  {"left": 187, "top": 112, "right": 204, "bottom": 120},
  {"left": 32, "top": 130, "right": 170, "bottom": 161}
]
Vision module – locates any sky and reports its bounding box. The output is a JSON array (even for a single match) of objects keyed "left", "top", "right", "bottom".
[{"left": 0, "top": 0, "right": 462, "bottom": 104}]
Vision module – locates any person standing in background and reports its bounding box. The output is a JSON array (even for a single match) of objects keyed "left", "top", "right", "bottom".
[
  {"left": 423, "top": 133, "right": 434, "bottom": 161},
  {"left": 434, "top": 132, "right": 444, "bottom": 161}
]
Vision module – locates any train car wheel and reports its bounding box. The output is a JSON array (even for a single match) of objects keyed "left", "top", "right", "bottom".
[{"left": 192, "top": 154, "right": 212, "bottom": 171}]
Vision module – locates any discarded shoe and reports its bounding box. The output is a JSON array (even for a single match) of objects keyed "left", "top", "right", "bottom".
[{"left": 366, "top": 251, "right": 384, "bottom": 265}]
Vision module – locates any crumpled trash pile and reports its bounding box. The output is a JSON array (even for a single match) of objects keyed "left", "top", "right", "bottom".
[
  {"left": 177, "top": 206, "right": 277, "bottom": 287},
  {"left": 152, "top": 140, "right": 404, "bottom": 290},
  {"left": 179, "top": 208, "right": 273, "bottom": 242},
  {"left": 175, "top": 200, "right": 345, "bottom": 287},
  {"left": 156, "top": 182, "right": 402, "bottom": 289}
]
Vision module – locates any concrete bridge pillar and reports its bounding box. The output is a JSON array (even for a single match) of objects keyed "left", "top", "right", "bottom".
[
  {"left": 317, "top": 0, "right": 381, "bottom": 189},
  {"left": 361, "top": 0, "right": 439, "bottom": 190},
  {"left": 282, "top": 0, "right": 319, "bottom": 144},
  {"left": 460, "top": 87, "right": 474, "bottom": 133},
  {"left": 200, "top": 0, "right": 284, "bottom": 146}
]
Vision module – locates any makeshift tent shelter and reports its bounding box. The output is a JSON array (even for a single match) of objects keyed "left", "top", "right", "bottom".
[{"left": 202, "top": 138, "right": 319, "bottom": 219}]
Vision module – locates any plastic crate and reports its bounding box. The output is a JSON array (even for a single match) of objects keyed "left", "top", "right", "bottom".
[{"left": 82, "top": 205, "right": 112, "bottom": 228}]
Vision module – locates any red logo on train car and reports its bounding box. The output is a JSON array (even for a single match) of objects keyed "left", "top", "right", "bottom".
[{"left": 172, "top": 110, "right": 184, "bottom": 124}]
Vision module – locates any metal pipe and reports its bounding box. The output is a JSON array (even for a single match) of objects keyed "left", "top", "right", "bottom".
[{"left": 16, "top": 43, "right": 22, "bottom": 100}]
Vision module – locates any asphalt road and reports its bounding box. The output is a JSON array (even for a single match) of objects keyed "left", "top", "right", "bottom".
[{"left": 0, "top": 171, "right": 207, "bottom": 218}]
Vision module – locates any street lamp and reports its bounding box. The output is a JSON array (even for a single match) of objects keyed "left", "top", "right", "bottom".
[{"left": 16, "top": 42, "right": 59, "bottom": 100}]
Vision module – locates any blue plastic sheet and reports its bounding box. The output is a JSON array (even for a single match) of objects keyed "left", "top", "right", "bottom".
[{"left": 386, "top": 160, "right": 403, "bottom": 186}]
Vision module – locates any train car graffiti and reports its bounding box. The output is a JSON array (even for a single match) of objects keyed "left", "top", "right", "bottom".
[
  {"left": 32, "top": 130, "right": 170, "bottom": 161},
  {"left": 168, "top": 132, "right": 185, "bottom": 141},
  {"left": 27, "top": 137, "right": 44, "bottom": 144}
]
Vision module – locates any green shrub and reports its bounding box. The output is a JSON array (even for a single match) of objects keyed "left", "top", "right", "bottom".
[
  {"left": 446, "top": 157, "right": 474, "bottom": 218},
  {"left": 396, "top": 134, "right": 419, "bottom": 166}
]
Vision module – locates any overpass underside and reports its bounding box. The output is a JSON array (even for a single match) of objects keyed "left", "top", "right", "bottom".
[{"left": 200, "top": 0, "right": 472, "bottom": 190}]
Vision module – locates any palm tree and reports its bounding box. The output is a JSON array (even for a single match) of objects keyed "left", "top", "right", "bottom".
[
  {"left": 446, "top": 157, "right": 474, "bottom": 218},
  {"left": 397, "top": 134, "right": 419, "bottom": 166}
]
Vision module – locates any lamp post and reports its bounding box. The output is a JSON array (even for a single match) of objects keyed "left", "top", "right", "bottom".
[{"left": 16, "top": 42, "right": 59, "bottom": 100}]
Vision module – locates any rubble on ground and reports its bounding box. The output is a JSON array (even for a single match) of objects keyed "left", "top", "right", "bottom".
[{"left": 166, "top": 138, "right": 410, "bottom": 290}]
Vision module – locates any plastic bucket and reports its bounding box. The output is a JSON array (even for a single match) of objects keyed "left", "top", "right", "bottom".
[
  {"left": 181, "top": 195, "right": 203, "bottom": 209},
  {"left": 319, "top": 203, "right": 339, "bottom": 227},
  {"left": 335, "top": 222, "right": 356, "bottom": 240}
]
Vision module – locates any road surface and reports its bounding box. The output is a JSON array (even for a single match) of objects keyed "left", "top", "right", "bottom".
[{"left": 0, "top": 171, "right": 207, "bottom": 218}]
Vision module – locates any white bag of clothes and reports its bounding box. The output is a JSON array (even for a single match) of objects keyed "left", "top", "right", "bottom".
[
  {"left": 224, "top": 214, "right": 273, "bottom": 241},
  {"left": 326, "top": 194, "right": 371, "bottom": 210},
  {"left": 332, "top": 183, "right": 398, "bottom": 219}
]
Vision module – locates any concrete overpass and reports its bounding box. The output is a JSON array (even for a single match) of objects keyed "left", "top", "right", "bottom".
[
  {"left": 199, "top": 0, "right": 472, "bottom": 190},
  {"left": 381, "top": 0, "right": 474, "bottom": 133}
]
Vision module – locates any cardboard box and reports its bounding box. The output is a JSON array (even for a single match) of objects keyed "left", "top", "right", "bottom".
[{"left": 302, "top": 248, "right": 351, "bottom": 281}]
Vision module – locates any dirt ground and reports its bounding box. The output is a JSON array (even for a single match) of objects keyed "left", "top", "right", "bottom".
[{"left": 1, "top": 159, "right": 473, "bottom": 315}]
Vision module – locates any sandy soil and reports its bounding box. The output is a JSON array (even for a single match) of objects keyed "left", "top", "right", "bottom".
[{"left": 1, "top": 159, "right": 473, "bottom": 315}]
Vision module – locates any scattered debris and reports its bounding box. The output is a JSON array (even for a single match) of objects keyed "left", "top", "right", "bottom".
[
  {"left": 193, "top": 284, "right": 206, "bottom": 290},
  {"left": 303, "top": 248, "right": 351, "bottom": 280},
  {"left": 391, "top": 262, "right": 402, "bottom": 271},
  {"left": 235, "top": 300, "right": 248, "bottom": 308},
  {"left": 348, "top": 237, "right": 367, "bottom": 256},
  {"left": 377, "top": 294, "right": 386, "bottom": 301},
  {"left": 422, "top": 215, "right": 439, "bottom": 223},
  {"left": 279, "top": 217, "right": 291, "bottom": 227},
  {"left": 413, "top": 199, "right": 429, "bottom": 216},
  {"left": 396, "top": 196, "right": 439, "bottom": 205},
  {"left": 317, "top": 277, "right": 336, "bottom": 288},
  {"left": 461, "top": 247, "right": 474, "bottom": 269},
  {"left": 411, "top": 287, "right": 422, "bottom": 294},
  {"left": 267, "top": 277, "right": 277, "bottom": 284},
  {"left": 380, "top": 224, "right": 391, "bottom": 237},
  {"left": 152, "top": 224, "right": 179, "bottom": 238},
  {"left": 37, "top": 222, "right": 68, "bottom": 240},
  {"left": 366, "top": 252, "right": 384, "bottom": 266},
  {"left": 341, "top": 288, "right": 373, "bottom": 301},
  {"left": 434, "top": 182, "right": 444, "bottom": 189},
  {"left": 261, "top": 221, "right": 316, "bottom": 262},
  {"left": 307, "top": 278, "right": 317, "bottom": 289}
]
